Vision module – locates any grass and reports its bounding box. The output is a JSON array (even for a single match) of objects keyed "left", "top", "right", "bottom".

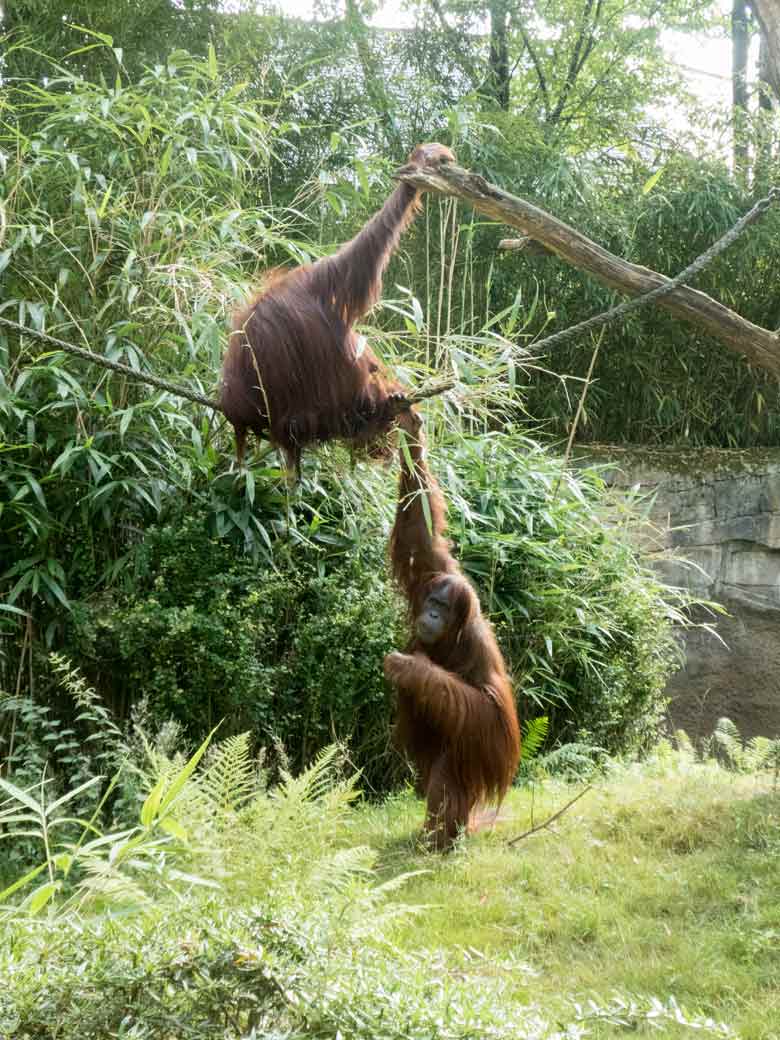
[
  {"left": 348, "top": 756, "right": 780, "bottom": 1039},
  {"left": 2, "top": 738, "right": 777, "bottom": 1038}
]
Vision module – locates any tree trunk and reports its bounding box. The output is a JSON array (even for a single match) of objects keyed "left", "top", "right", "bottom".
[
  {"left": 487, "top": 0, "right": 511, "bottom": 110},
  {"left": 732, "top": 0, "right": 751, "bottom": 176},
  {"left": 396, "top": 161, "right": 780, "bottom": 376},
  {"left": 750, "top": 0, "right": 780, "bottom": 100}
]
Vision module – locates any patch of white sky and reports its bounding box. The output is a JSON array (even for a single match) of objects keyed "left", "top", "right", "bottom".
[{"left": 256, "top": 0, "right": 752, "bottom": 120}]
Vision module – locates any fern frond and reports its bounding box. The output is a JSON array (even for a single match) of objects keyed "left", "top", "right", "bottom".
[
  {"left": 745, "top": 736, "right": 771, "bottom": 771},
  {"left": 714, "top": 717, "right": 741, "bottom": 741},
  {"left": 49, "top": 653, "right": 123, "bottom": 742},
  {"left": 276, "top": 743, "right": 349, "bottom": 808},
  {"left": 201, "top": 733, "right": 255, "bottom": 815},
  {"left": 713, "top": 717, "right": 743, "bottom": 769},
  {"left": 521, "top": 716, "right": 549, "bottom": 762},
  {"left": 536, "top": 741, "right": 605, "bottom": 780},
  {"left": 309, "top": 846, "right": 375, "bottom": 892},
  {"left": 72, "top": 858, "right": 150, "bottom": 909}
]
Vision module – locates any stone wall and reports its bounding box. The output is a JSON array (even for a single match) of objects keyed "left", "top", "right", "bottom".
[{"left": 576, "top": 446, "right": 780, "bottom": 740}]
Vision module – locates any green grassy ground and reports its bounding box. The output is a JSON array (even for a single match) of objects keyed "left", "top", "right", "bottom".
[
  {"left": 1, "top": 741, "right": 777, "bottom": 1037},
  {"left": 348, "top": 758, "right": 780, "bottom": 1039}
]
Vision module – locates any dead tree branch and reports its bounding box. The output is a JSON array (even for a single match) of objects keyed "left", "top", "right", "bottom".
[{"left": 395, "top": 162, "right": 780, "bottom": 376}]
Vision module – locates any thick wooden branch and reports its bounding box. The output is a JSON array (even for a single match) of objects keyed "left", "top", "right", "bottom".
[{"left": 398, "top": 162, "right": 780, "bottom": 376}]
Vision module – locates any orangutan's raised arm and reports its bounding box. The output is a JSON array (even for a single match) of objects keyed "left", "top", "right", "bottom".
[{"left": 390, "top": 413, "right": 456, "bottom": 601}]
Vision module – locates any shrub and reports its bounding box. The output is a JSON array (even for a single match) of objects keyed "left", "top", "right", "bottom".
[
  {"left": 58, "top": 430, "right": 684, "bottom": 784},
  {"left": 65, "top": 509, "right": 404, "bottom": 788}
]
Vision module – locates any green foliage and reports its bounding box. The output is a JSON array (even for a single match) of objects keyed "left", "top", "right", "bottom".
[
  {"left": 49, "top": 427, "right": 686, "bottom": 779},
  {"left": 0, "top": 733, "right": 358, "bottom": 916},
  {"left": 64, "top": 510, "right": 404, "bottom": 787},
  {"left": 0, "top": 735, "right": 755, "bottom": 1039},
  {"left": 3, "top": 2, "right": 220, "bottom": 83},
  {"left": 0, "top": 45, "right": 288, "bottom": 636},
  {"left": 0, "top": 655, "right": 131, "bottom": 883},
  {"left": 708, "top": 718, "right": 780, "bottom": 777}
]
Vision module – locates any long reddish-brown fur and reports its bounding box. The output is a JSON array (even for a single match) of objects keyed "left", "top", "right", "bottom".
[
  {"left": 220, "top": 143, "right": 455, "bottom": 472},
  {"left": 385, "top": 411, "right": 521, "bottom": 850}
]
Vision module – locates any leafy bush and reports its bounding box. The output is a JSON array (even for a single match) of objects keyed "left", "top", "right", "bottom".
[
  {"left": 64, "top": 510, "right": 404, "bottom": 788},
  {"left": 51, "top": 429, "right": 685, "bottom": 781}
]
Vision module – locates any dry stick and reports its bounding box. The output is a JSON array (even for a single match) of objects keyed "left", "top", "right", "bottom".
[
  {"left": 395, "top": 163, "right": 780, "bottom": 375},
  {"left": 551, "top": 325, "right": 606, "bottom": 501},
  {"left": 6, "top": 616, "right": 32, "bottom": 778},
  {"left": 0, "top": 315, "right": 454, "bottom": 416},
  {"left": 506, "top": 784, "right": 592, "bottom": 847}
]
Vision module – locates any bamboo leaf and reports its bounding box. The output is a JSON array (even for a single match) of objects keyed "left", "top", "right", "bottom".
[
  {"left": 0, "top": 862, "right": 48, "bottom": 905},
  {"left": 0, "top": 776, "right": 42, "bottom": 814},
  {"left": 157, "top": 727, "right": 219, "bottom": 816},
  {"left": 140, "top": 775, "right": 166, "bottom": 828},
  {"left": 26, "top": 881, "right": 59, "bottom": 914}
]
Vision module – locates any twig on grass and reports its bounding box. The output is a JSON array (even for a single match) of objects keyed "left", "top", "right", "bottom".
[{"left": 506, "top": 785, "right": 592, "bottom": 847}]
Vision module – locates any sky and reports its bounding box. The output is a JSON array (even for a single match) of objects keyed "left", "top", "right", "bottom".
[{"left": 268, "top": 0, "right": 744, "bottom": 115}]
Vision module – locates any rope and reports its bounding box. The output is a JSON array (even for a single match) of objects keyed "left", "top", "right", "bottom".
[
  {"left": 0, "top": 316, "right": 222, "bottom": 411},
  {"left": 0, "top": 315, "right": 454, "bottom": 414},
  {"left": 528, "top": 186, "right": 780, "bottom": 353}
]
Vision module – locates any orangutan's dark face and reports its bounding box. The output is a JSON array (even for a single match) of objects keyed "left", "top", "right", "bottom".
[{"left": 416, "top": 577, "right": 455, "bottom": 645}]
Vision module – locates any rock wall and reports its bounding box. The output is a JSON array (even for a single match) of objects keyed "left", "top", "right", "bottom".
[{"left": 576, "top": 446, "right": 780, "bottom": 740}]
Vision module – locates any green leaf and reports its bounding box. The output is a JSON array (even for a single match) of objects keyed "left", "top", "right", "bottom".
[
  {"left": 66, "top": 22, "right": 114, "bottom": 46},
  {"left": 420, "top": 486, "right": 433, "bottom": 537},
  {"left": 140, "top": 775, "right": 166, "bottom": 828},
  {"left": 53, "top": 853, "right": 73, "bottom": 873},
  {"left": 119, "top": 407, "right": 134, "bottom": 438},
  {"left": 355, "top": 158, "right": 370, "bottom": 198},
  {"left": 158, "top": 140, "right": 173, "bottom": 179},
  {"left": 159, "top": 817, "right": 188, "bottom": 841},
  {"left": 157, "top": 726, "right": 219, "bottom": 817},
  {"left": 97, "top": 183, "right": 113, "bottom": 218},
  {"left": 26, "top": 881, "right": 59, "bottom": 915},
  {"left": 0, "top": 776, "right": 41, "bottom": 814},
  {"left": 47, "top": 775, "right": 102, "bottom": 815},
  {"left": 40, "top": 572, "right": 71, "bottom": 611},
  {"left": 641, "top": 166, "right": 666, "bottom": 195},
  {"left": 0, "top": 862, "right": 48, "bottom": 905}
]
